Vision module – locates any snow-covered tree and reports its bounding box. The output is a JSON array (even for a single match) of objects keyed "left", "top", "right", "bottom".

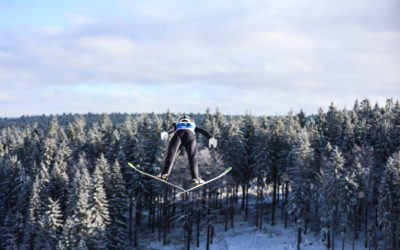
[
  {"left": 48, "top": 140, "right": 70, "bottom": 211},
  {"left": 340, "top": 109, "right": 354, "bottom": 152},
  {"left": 319, "top": 145, "right": 345, "bottom": 249},
  {"left": 288, "top": 130, "right": 314, "bottom": 249},
  {"left": 268, "top": 116, "right": 296, "bottom": 225},
  {"left": 34, "top": 198, "right": 63, "bottom": 249},
  {"left": 23, "top": 174, "right": 43, "bottom": 249},
  {"left": 324, "top": 103, "right": 343, "bottom": 147},
  {"left": 64, "top": 166, "right": 91, "bottom": 248},
  {"left": 87, "top": 163, "right": 110, "bottom": 249},
  {"left": 1, "top": 212, "right": 20, "bottom": 250},
  {"left": 86, "top": 122, "right": 102, "bottom": 167},
  {"left": 42, "top": 137, "right": 57, "bottom": 168},
  {"left": 1, "top": 102, "right": 400, "bottom": 249},
  {"left": 377, "top": 152, "right": 400, "bottom": 250},
  {"left": 337, "top": 163, "right": 358, "bottom": 250},
  {"left": 107, "top": 160, "right": 129, "bottom": 249}
]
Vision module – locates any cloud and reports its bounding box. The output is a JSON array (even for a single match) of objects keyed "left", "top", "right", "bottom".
[{"left": 0, "top": 0, "right": 399, "bottom": 117}]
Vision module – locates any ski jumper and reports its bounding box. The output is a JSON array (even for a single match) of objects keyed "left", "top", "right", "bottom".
[{"left": 162, "top": 122, "right": 211, "bottom": 179}]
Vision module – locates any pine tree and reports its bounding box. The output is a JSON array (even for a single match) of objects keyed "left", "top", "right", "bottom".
[
  {"left": 68, "top": 115, "right": 87, "bottom": 162},
  {"left": 86, "top": 122, "right": 102, "bottom": 167},
  {"left": 101, "top": 114, "right": 115, "bottom": 161},
  {"left": 377, "top": 152, "right": 400, "bottom": 250},
  {"left": 61, "top": 217, "right": 79, "bottom": 249},
  {"left": 390, "top": 101, "right": 400, "bottom": 153},
  {"left": 268, "top": 116, "right": 297, "bottom": 225},
  {"left": 236, "top": 112, "right": 258, "bottom": 218},
  {"left": 47, "top": 116, "right": 61, "bottom": 139},
  {"left": 219, "top": 117, "right": 243, "bottom": 176},
  {"left": 337, "top": 161, "right": 358, "bottom": 250},
  {"left": 96, "top": 154, "right": 111, "bottom": 192},
  {"left": 25, "top": 124, "right": 42, "bottom": 170},
  {"left": 305, "top": 116, "right": 326, "bottom": 220},
  {"left": 48, "top": 139, "right": 70, "bottom": 212},
  {"left": 34, "top": 198, "right": 63, "bottom": 249},
  {"left": 107, "top": 161, "right": 129, "bottom": 249},
  {"left": 65, "top": 154, "right": 86, "bottom": 217},
  {"left": 340, "top": 109, "right": 354, "bottom": 152},
  {"left": 288, "top": 130, "right": 314, "bottom": 249},
  {"left": 23, "top": 174, "right": 42, "bottom": 249},
  {"left": 42, "top": 137, "right": 57, "bottom": 168},
  {"left": 319, "top": 145, "right": 345, "bottom": 249},
  {"left": 297, "top": 109, "right": 306, "bottom": 128},
  {"left": 1, "top": 212, "right": 19, "bottom": 250},
  {"left": 87, "top": 163, "right": 110, "bottom": 249},
  {"left": 324, "top": 102, "right": 342, "bottom": 147},
  {"left": 348, "top": 146, "right": 371, "bottom": 247},
  {"left": 151, "top": 115, "right": 167, "bottom": 174},
  {"left": 254, "top": 117, "right": 270, "bottom": 229},
  {"left": 0, "top": 155, "right": 27, "bottom": 218},
  {"left": 65, "top": 166, "right": 91, "bottom": 248}
]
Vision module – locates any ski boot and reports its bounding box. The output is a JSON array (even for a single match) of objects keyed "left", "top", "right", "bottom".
[
  {"left": 192, "top": 178, "right": 205, "bottom": 186},
  {"left": 156, "top": 173, "right": 169, "bottom": 180}
]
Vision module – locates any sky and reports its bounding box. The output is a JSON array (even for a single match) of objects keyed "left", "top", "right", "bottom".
[{"left": 0, "top": 0, "right": 399, "bottom": 117}]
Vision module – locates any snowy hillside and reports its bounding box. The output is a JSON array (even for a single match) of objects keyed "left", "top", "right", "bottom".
[
  {"left": 1, "top": 101, "right": 399, "bottom": 249},
  {"left": 138, "top": 214, "right": 366, "bottom": 250}
]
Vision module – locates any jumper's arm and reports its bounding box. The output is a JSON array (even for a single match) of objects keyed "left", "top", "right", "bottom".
[
  {"left": 195, "top": 127, "right": 212, "bottom": 139},
  {"left": 166, "top": 123, "right": 176, "bottom": 134}
]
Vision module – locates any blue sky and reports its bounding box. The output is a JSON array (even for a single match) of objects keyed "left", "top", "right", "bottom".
[{"left": 1, "top": 0, "right": 399, "bottom": 117}]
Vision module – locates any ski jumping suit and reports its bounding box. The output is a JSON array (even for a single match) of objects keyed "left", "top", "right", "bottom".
[{"left": 161, "top": 122, "right": 211, "bottom": 179}]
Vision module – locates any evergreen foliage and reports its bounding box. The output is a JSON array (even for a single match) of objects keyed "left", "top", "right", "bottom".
[{"left": 0, "top": 99, "right": 399, "bottom": 249}]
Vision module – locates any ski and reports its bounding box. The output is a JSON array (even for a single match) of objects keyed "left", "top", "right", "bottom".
[
  {"left": 128, "top": 163, "right": 185, "bottom": 191},
  {"left": 177, "top": 167, "right": 232, "bottom": 195}
]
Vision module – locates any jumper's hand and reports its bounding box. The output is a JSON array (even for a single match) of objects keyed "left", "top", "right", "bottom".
[
  {"left": 209, "top": 137, "right": 217, "bottom": 148},
  {"left": 161, "top": 132, "right": 169, "bottom": 141}
]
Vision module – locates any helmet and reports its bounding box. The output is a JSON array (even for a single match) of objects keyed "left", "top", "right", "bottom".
[{"left": 179, "top": 115, "right": 191, "bottom": 123}]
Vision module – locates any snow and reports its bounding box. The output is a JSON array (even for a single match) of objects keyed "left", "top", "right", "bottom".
[
  {"left": 212, "top": 224, "right": 316, "bottom": 250},
  {"left": 138, "top": 216, "right": 365, "bottom": 250}
]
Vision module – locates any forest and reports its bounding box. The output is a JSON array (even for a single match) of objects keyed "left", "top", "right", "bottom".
[{"left": 0, "top": 98, "right": 399, "bottom": 250}]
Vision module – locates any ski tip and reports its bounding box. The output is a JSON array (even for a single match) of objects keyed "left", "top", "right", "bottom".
[
  {"left": 226, "top": 166, "right": 232, "bottom": 171},
  {"left": 128, "top": 162, "right": 135, "bottom": 168}
]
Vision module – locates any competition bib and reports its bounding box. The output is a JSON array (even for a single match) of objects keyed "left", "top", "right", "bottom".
[{"left": 176, "top": 122, "right": 195, "bottom": 133}]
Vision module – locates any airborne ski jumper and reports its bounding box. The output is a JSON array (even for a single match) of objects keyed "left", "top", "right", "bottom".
[{"left": 158, "top": 116, "right": 217, "bottom": 186}]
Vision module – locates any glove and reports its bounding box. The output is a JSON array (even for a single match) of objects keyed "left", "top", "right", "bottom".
[
  {"left": 208, "top": 137, "right": 217, "bottom": 148},
  {"left": 161, "top": 132, "right": 169, "bottom": 141}
]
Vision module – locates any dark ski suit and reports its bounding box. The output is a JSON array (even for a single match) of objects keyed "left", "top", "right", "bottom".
[{"left": 161, "top": 122, "right": 211, "bottom": 179}]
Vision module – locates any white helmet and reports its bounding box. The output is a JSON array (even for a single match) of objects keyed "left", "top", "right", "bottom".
[{"left": 179, "top": 115, "right": 191, "bottom": 123}]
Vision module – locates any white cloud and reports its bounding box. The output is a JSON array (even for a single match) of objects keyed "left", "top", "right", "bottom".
[{"left": 0, "top": 0, "right": 399, "bottom": 117}]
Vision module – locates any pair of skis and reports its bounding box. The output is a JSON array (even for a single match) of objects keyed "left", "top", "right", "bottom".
[{"left": 128, "top": 163, "right": 231, "bottom": 195}]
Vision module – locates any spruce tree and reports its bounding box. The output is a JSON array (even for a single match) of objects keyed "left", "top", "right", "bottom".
[
  {"left": 42, "top": 137, "right": 57, "bottom": 168},
  {"left": 23, "top": 174, "right": 42, "bottom": 249},
  {"left": 86, "top": 122, "right": 102, "bottom": 167},
  {"left": 68, "top": 116, "right": 87, "bottom": 162},
  {"left": 377, "top": 152, "right": 400, "bottom": 250},
  {"left": 337, "top": 160, "right": 358, "bottom": 250},
  {"left": 1, "top": 212, "right": 19, "bottom": 250},
  {"left": 34, "top": 198, "right": 63, "bottom": 249},
  {"left": 65, "top": 154, "right": 87, "bottom": 217},
  {"left": 236, "top": 112, "right": 258, "bottom": 218},
  {"left": 324, "top": 103, "right": 342, "bottom": 147},
  {"left": 65, "top": 166, "right": 91, "bottom": 248},
  {"left": 95, "top": 154, "right": 111, "bottom": 193},
  {"left": 288, "top": 130, "right": 314, "bottom": 249},
  {"left": 48, "top": 140, "right": 70, "bottom": 211},
  {"left": 268, "top": 116, "right": 296, "bottom": 225},
  {"left": 107, "top": 160, "right": 129, "bottom": 249},
  {"left": 340, "top": 109, "right": 354, "bottom": 153},
  {"left": 87, "top": 163, "right": 110, "bottom": 249},
  {"left": 319, "top": 145, "right": 346, "bottom": 249}
]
